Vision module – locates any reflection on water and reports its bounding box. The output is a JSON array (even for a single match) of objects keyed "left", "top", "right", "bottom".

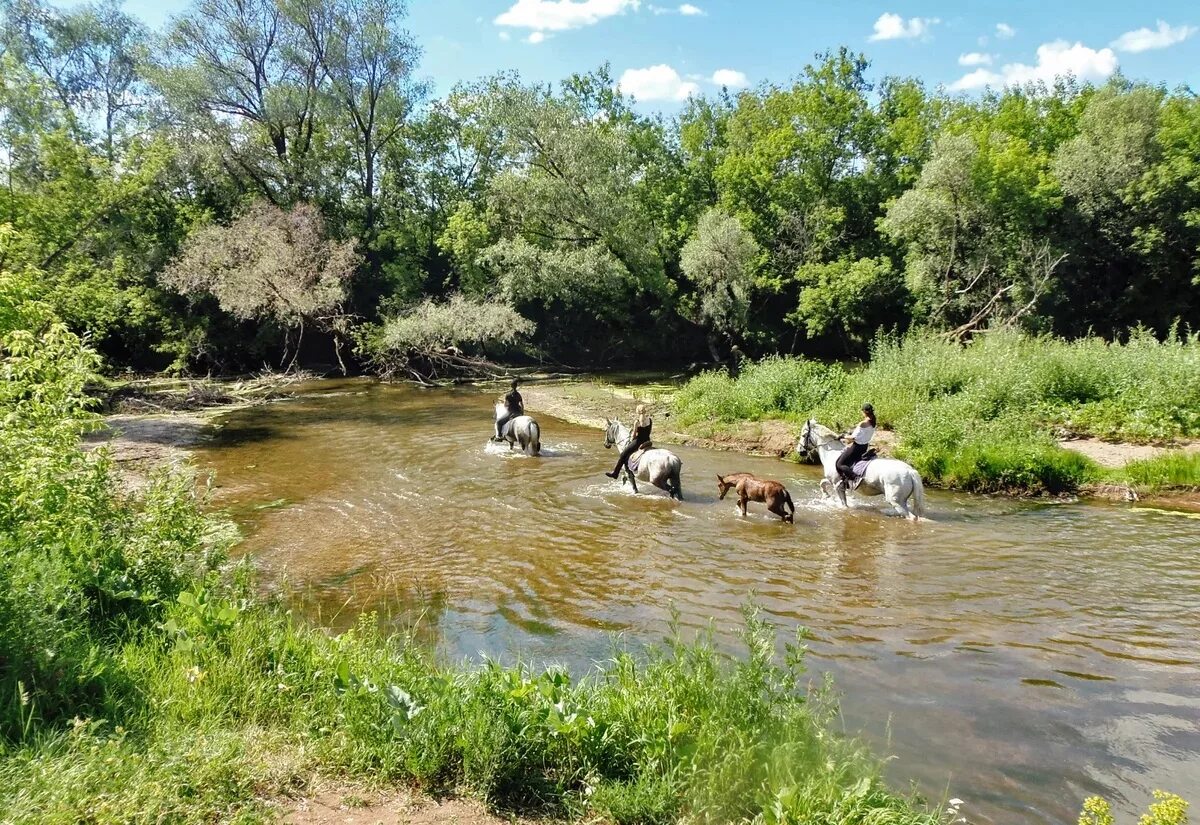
[{"left": 195, "top": 380, "right": 1200, "bottom": 825}]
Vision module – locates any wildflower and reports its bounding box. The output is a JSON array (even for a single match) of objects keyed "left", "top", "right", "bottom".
[{"left": 184, "top": 665, "right": 205, "bottom": 684}]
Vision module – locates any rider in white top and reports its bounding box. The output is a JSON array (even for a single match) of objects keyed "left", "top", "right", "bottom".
[
  {"left": 836, "top": 403, "right": 876, "bottom": 485},
  {"left": 850, "top": 421, "right": 875, "bottom": 445}
]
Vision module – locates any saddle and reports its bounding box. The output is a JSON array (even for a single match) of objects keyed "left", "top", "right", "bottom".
[{"left": 847, "top": 448, "right": 878, "bottom": 489}]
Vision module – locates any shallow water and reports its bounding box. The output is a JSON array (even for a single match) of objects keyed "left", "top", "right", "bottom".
[{"left": 194, "top": 379, "right": 1200, "bottom": 825}]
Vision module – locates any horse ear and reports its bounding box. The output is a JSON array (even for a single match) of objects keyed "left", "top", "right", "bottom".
[{"left": 716, "top": 474, "right": 723, "bottom": 482}]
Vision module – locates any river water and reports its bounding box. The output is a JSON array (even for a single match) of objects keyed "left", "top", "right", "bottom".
[{"left": 193, "top": 379, "right": 1200, "bottom": 825}]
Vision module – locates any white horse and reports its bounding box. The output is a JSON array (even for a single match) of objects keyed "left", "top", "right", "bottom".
[
  {"left": 798, "top": 419, "right": 925, "bottom": 520},
  {"left": 494, "top": 402, "right": 541, "bottom": 456},
  {"left": 603, "top": 419, "right": 683, "bottom": 500}
]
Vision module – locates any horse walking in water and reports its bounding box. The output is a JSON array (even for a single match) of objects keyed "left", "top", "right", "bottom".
[
  {"left": 798, "top": 419, "right": 925, "bottom": 520},
  {"left": 495, "top": 402, "right": 541, "bottom": 456},
  {"left": 603, "top": 419, "right": 683, "bottom": 500},
  {"left": 716, "top": 473, "right": 795, "bottom": 523}
]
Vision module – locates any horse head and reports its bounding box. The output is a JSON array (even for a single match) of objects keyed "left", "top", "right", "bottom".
[
  {"left": 716, "top": 474, "right": 733, "bottom": 499},
  {"left": 797, "top": 419, "right": 817, "bottom": 456},
  {"left": 603, "top": 418, "right": 620, "bottom": 449}
]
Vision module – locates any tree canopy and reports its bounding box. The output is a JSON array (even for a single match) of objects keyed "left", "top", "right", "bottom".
[{"left": 2, "top": 0, "right": 1198, "bottom": 375}]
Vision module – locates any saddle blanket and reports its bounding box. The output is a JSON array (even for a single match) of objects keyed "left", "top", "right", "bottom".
[{"left": 627, "top": 451, "right": 642, "bottom": 473}]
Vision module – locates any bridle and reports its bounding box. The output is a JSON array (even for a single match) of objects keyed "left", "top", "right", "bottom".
[
  {"left": 603, "top": 420, "right": 624, "bottom": 449},
  {"left": 799, "top": 419, "right": 817, "bottom": 455}
]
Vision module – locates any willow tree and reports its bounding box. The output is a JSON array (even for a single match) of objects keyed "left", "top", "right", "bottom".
[
  {"left": 679, "top": 208, "right": 758, "bottom": 366},
  {"left": 161, "top": 202, "right": 359, "bottom": 371}
]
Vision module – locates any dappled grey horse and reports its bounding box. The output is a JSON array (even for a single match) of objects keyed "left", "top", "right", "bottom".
[
  {"left": 603, "top": 418, "right": 683, "bottom": 500},
  {"left": 495, "top": 401, "right": 541, "bottom": 456}
]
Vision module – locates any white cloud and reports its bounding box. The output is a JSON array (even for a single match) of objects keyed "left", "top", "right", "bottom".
[
  {"left": 499, "top": 30, "right": 511, "bottom": 40},
  {"left": 995, "top": 22, "right": 1016, "bottom": 39},
  {"left": 958, "top": 52, "right": 993, "bottom": 67},
  {"left": 526, "top": 31, "right": 546, "bottom": 43},
  {"left": 869, "top": 12, "right": 940, "bottom": 42},
  {"left": 618, "top": 64, "right": 699, "bottom": 101},
  {"left": 950, "top": 40, "right": 1118, "bottom": 91},
  {"left": 711, "top": 68, "right": 748, "bottom": 88},
  {"left": 649, "top": 3, "right": 704, "bottom": 14},
  {"left": 1111, "top": 20, "right": 1197, "bottom": 53},
  {"left": 495, "top": 0, "right": 639, "bottom": 32}
]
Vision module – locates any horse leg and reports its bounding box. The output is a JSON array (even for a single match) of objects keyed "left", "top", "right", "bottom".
[
  {"left": 884, "top": 483, "right": 912, "bottom": 519},
  {"left": 738, "top": 493, "right": 748, "bottom": 517},
  {"left": 819, "top": 478, "right": 834, "bottom": 499},
  {"left": 835, "top": 479, "right": 849, "bottom": 508},
  {"left": 625, "top": 469, "right": 639, "bottom": 494},
  {"left": 767, "top": 496, "right": 788, "bottom": 522}
]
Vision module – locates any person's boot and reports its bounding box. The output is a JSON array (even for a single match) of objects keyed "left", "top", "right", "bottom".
[{"left": 605, "top": 470, "right": 619, "bottom": 479}]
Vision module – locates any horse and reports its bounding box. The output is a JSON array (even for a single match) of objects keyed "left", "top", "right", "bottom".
[
  {"left": 717, "top": 473, "right": 795, "bottom": 523},
  {"left": 797, "top": 419, "right": 925, "bottom": 521},
  {"left": 603, "top": 418, "right": 683, "bottom": 500},
  {"left": 494, "top": 401, "right": 541, "bottom": 456}
]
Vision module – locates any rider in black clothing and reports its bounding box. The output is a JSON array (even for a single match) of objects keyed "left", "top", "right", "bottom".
[
  {"left": 494, "top": 379, "right": 524, "bottom": 441},
  {"left": 606, "top": 404, "right": 652, "bottom": 479}
]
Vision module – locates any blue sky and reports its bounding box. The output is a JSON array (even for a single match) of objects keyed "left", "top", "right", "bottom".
[{"left": 83, "top": 0, "right": 1200, "bottom": 110}]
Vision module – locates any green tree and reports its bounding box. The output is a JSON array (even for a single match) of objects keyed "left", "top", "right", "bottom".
[
  {"left": 679, "top": 208, "right": 758, "bottom": 362},
  {"left": 161, "top": 201, "right": 359, "bottom": 370}
]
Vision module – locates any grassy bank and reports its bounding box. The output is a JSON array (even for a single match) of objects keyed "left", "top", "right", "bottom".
[{"left": 673, "top": 331, "right": 1200, "bottom": 495}]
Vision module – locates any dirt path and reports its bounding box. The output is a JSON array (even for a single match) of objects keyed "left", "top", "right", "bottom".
[
  {"left": 278, "top": 785, "right": 531, "bottom": 825},
  {"left": 1057, "top": 436, "right": 1200, "bottom": 469}
]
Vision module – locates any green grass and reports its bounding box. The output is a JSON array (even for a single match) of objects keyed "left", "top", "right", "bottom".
[
  {"left": 1120, "top": 451, "right": 1200, "bottom": 493},
  {"left": 673, "top": 329, "right": 1200, "bottom": 494},
  {"left": 0, "top": 599, "right": 945, "bottom": 825}
]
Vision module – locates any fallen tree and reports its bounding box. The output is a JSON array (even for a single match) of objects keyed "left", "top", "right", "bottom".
[{"left": 361, "top": 294, "right": 536, "bottom": 383}]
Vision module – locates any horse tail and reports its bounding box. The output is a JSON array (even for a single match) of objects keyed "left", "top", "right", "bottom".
[
  {"left": 783, "top": 489, "right": 795, "bottom": 515},
  {"left": 529, "top": 420, "right": 541, "bottom": 456},
  {"left": 909, "top": 470, "right": 925, "bottom": 520},
  {"left": 671, "top": 459, "right": 683, "bottom": 501}
]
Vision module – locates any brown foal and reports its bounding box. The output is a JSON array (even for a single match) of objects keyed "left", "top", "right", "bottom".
[{"left": 716, "top": 473, "right": 795, "bottom": 523}]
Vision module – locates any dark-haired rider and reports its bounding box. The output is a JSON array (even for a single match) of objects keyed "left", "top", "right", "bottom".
[
  {"left": 493, "top": 379, "right": 524, "bottom": 442},
  {"left": 836, "top": 403, "right": 876, "bottom": 487}
]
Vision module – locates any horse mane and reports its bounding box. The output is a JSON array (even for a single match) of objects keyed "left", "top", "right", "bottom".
[{"left": 809, "top": 421, "right": 840, "bottom": 442}]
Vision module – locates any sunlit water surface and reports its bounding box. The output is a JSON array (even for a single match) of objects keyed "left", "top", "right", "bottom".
[{"left": 193, "top": 380, "right": 1200, "bottom": 825}]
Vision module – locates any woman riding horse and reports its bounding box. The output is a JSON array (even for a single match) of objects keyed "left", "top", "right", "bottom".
[
  {"left": 836, "top": 403, "right": 876, "bottom": 486},
  {"left": 606, "top": 404, "right": 651, "bottom": 479}
]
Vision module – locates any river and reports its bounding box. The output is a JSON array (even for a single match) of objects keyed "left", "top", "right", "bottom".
[{"left": 192, "top": 378, "right": 1200, "bottom": 825}]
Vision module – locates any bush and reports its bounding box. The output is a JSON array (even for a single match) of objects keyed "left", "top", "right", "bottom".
[
  {"left": 674, "top": 357, "right": 844, "bottom": 426},
  {"left": 362, "top": 294, "right": 535, "bottom": 379},
  {"left": 1, "top": 311, "right": 224, "bottom": 739}
]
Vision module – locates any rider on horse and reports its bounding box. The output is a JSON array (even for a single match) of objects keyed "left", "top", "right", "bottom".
[
  {"left": 836, "top": 403, "right": 876, "bottom": 487},
  {"left": 493, "top": 379, "right": 524, "bottom": 442},
  {"left": 606, "top": 404, "right": 652, "bottom": 479}
]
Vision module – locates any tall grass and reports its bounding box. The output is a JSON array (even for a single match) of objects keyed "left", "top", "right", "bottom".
[
  {"left": 1121, "top": 451, "right": 1200, "bottom": 493},
  {"left": 0, "top": 595, "right": 945, "bottom": 824},
  {"left": 673, "top": 329, "right": 1200, "bottom": 493}
]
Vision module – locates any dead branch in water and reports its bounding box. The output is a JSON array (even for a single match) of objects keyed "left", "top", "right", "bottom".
[{"left": 103, "top": 369, "right": 319, "bottom": 413}]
